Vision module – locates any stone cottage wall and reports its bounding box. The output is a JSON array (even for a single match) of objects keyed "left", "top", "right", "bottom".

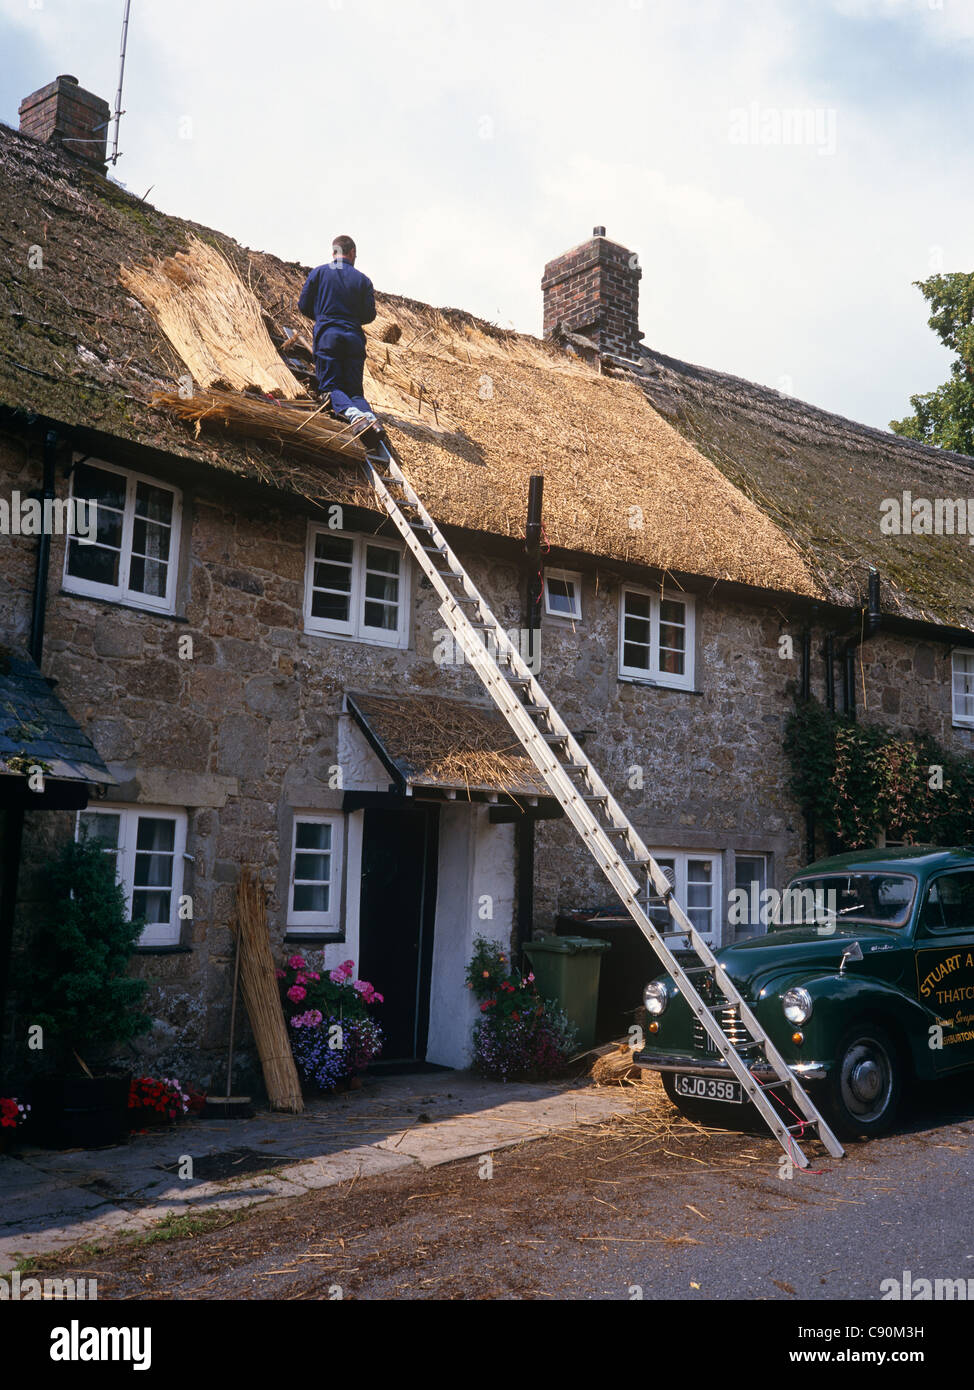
[{"left": 2, "top": 428, "right": 970, "bottom": 1084}]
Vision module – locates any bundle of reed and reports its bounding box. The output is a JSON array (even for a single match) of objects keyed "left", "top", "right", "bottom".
[
  {"left": 121, "top": 235, "right": 304, "bottom": 400},
  {"left": 232, "top": 867, "right": 304, "bottom": 1114},
  {"left": 152, "top": 386, "right": 368, "bottom": 465},
  {"left": 590, "top": 1041, "right": 642, "bottom": 1086}
]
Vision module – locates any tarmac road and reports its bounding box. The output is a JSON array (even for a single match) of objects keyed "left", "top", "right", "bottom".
[{"left": 21, "top": 1074, "right": 974, "bottom": 1307}]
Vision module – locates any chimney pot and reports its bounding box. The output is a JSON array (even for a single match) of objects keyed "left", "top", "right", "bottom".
[{"left": 593, "top": 225, "right": 606, "bottom": 237}]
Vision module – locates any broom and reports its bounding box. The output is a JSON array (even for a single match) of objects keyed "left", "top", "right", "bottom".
[{"left": 230, "top": 867, "right": 304, "bottom": 1114}]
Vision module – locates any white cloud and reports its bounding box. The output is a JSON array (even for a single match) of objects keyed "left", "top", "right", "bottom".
[{"left": 1, "top": 0, "right": 971, "bottom": 429}]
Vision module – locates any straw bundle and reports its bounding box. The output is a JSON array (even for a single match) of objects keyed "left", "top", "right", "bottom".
[
  {"left": 232, "top": 868, "right": 304, "bottom": 1114},
  {"left": 591, "top": 1042, "right": 642, "bottom": 1085},
  {"left": 152, "top": 386, "right": 368, "bottom": 465},
  {"left": 121, "top": 235, "right": 305, "bottom": 399}
]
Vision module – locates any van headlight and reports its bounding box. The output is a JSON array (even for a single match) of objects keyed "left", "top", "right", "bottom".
[
  {"left": 643, "top": 981, "right": 669, "bottom": 1016},
  {"left": 782, "top": 987, "right": 813, "bottom": 1025}
]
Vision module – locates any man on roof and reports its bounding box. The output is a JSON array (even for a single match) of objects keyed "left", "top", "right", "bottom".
[{"left": 298, "top": 235, "right": 382, "bottom": 441}]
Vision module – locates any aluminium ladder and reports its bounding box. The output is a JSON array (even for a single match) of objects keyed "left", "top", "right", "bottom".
[{"left": 360, "top": 434, "right": 845, "bottom": 1166}]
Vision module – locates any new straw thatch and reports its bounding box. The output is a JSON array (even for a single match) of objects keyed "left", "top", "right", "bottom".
[
  {"left": 232, "top": 867, "right": 303, "bottom": 1114},
  {"left": 347, "top": 691, "right": 550, "bottom": 797},
  {"left": 153, "top": 386, "right": 368, "bottom": 465},
  {"left": 121, "top": 235, "right": 305, "bottom": 399}
]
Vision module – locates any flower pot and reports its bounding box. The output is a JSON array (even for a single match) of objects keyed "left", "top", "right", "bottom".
[{"left": 30, "top": 1075, "right": 131, "bottom": 1150}]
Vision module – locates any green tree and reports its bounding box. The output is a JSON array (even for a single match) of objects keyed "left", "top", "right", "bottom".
[
  {"left": 890, "top": 271, "right": 974, "bottom": 455},
  {"left": 24, "top": 838, "right": 150, "bottom": 1070}
]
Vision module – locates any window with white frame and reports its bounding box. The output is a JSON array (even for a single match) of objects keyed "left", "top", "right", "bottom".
[
  {"left": 63, "top": 459, "right": 181, "bottom": 613},
  {"left": 646, "top": 851, "right": 720, "bottom": 942},
  {"left": 619, "top": 587, "right": 695, "bottom": 689},
  {"left": 953, "top": 650, "right": 974, "bottom": 726},
  {"left": 77, "top": 805, "right": 187, "bottom": 947},
  {"left": 544, "top": 569, "right": 582, "bottom": 621},
  {"left": 304, "top": 527, "right": 409, "bottom": 647},
  {"left": 287, "top": 814, "right": 344, "bottom": 931}
]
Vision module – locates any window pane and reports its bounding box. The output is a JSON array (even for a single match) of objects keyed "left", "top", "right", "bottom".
[
  {"left": 660, "top": 599, "right": 686, "bottom": 627},
  {"left": 363, "top": 601, "right": 398, "bottom": 631},
  {"left": 134, "top": 480, "right": 174, "bottom": 527},
  {"left": 129, "top": 555, "right": 168, "bottom": 597},
  {"left": 74, "top": 463, "right": 126, "bottom": 511},
  {"left": 314, "top": 561, "right": 353, "bottom": 592},
  {"left": 365, "top": 546, "right": 399, "bottom": 575},
  {"left": 314, "top": 534, "right": 354, "bottom": 564},
  {"left": 296, "top": 821, "right": 331, "bottom": 852},
  {"left": 131, "top": 517, "right": 172, "bottom": 563},
  {"left": 293, "top": 883, "right": 329, "bottom": 913},
  {"left": 294, "top": 852, "right": 331, "bottom": 881},
  {"left": 364, "top": 572, "right": 400, "bottom": 604},
  {"left": 312, "top": 590, "right": 352, "bottom": 622},
  {"left": 132, "top": 889, "right": 172, "bottom": 925},
  {"left": 923, "top": 872, "right": 974, "bottom": 932},
  {"left": 134, "top": 853, "right": 174, "bottom": 888},
  {"left": 136, "top": 819, "right": 175, "bottom": 853},
  {"left": 65, "top": 535, "right": 121, "bottom": 587},
  {"left": 79, "top": 812, "right": 121, "bottom": 849}
]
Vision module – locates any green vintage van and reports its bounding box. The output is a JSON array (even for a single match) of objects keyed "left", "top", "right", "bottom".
[{"left": 635, "top": 847, "right": 974, "bottom": 1138}]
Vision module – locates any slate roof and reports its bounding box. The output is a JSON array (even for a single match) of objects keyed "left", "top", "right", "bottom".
[{"left": 0, "top": 646, "right": 113, "bottom": 784}]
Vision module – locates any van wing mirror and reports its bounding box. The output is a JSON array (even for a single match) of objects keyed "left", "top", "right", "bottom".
[{"left": 839, "top": 941, "right": 864, "bottom": 975}]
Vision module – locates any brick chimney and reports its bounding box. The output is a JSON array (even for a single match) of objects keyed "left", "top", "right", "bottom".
[
  {"left": 542, "top": 227, "right": 643, "bottom": 359},
  {"left": 18, "top": 76, "right": 111, "bottom": 172}
]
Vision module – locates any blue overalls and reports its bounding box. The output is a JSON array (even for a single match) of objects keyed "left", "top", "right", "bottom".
[{"left": 298, "top": 260, "right": 378, "bottom": 415}]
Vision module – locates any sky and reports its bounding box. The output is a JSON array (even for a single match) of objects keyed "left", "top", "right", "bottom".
[{"left": 1, "top": 0, "right": 972, "bottom": 433}]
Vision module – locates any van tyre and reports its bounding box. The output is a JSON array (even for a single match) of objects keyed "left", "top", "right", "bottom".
[{"left": 821, "top": 1025, "right": 902, "bottom": 1139}]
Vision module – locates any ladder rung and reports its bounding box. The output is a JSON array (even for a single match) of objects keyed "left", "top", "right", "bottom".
[
  {"left": 604, "top": 826, "right": 630, "bottom": 837},
  {"left": 542, "top": 732, "right": 570, "bottom": 744},
  {"left": 582, "top": 793, "right": 608, "bottom": 803},
  {"left": 562, "top": 764, "right": 590, "bottom": 777}
]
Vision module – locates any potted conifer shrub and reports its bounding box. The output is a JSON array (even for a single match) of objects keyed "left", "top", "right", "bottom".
[{"left": 25, "top": 838, "right": 152, "bottom": 1148}]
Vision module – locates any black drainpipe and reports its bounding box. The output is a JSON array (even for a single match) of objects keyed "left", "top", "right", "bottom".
[
  {"left": 842, "top": 568, "right": 882, "bottom": 722},
  {"left": 514, "top": 476, "right": 544, "bottom": 960},
  {"left": 799, "top": 627, "right": 815, "bottom": 863},
  {"left": 823, "top": 633, "right": 836, "bottom": 712},
  {"left": 0, "top": 429, "right": 58, "bottom": 1068}
]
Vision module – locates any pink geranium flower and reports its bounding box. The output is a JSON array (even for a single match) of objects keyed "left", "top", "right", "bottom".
[
  {"left": 339, "top": 960, "right": 355, "bottom": 978},
  {"left": 275, "top": 969, "right": 285, "bottom": 980},
  {"left": 287, "top": 955, "right": 307, "bottom": 971},
  {"left": 287, "top": 984, "right": 307, "bottom": 1003},
  {"left": 329, "top": 969, "right": 345, "bottom": 984}
]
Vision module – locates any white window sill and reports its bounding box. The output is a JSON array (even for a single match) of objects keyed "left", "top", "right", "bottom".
[
  {"left": 59, "top": 588, "right": 186, "bottom": 621},
  {"left": 303, "top": 624, "right": 408, "bottom": 652},
  {"left": 617, "top": 674, "right": 701, "bottom": 695}
]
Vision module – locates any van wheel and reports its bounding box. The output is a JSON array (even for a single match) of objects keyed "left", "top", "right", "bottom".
[{"left": 821, "top": 1026, "right": 901, "bottom": 1139}]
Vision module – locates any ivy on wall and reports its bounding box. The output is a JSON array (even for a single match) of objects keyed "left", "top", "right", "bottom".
[{"left": 784, "top": 698, "right": 974, "bottom": 851}]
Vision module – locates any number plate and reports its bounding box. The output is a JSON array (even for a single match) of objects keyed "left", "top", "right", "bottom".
[{"left": 674, "top": 1074, "right": 744, "bottom": 1104}]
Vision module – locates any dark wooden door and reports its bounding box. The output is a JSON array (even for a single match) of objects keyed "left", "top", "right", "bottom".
[{"left": 357, "top": 805, "right": 439, "bottom": 1063}]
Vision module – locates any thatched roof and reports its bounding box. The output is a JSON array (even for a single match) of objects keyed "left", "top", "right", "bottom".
[
  {"left": 1, "top": 121, "right": 970, "bottom": 632},
  {"left": 616, "top": 347, "right": 974, "bottom": 632},
  {"left": 345, "top": 691, "right": 550, "bottom": 799}
]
